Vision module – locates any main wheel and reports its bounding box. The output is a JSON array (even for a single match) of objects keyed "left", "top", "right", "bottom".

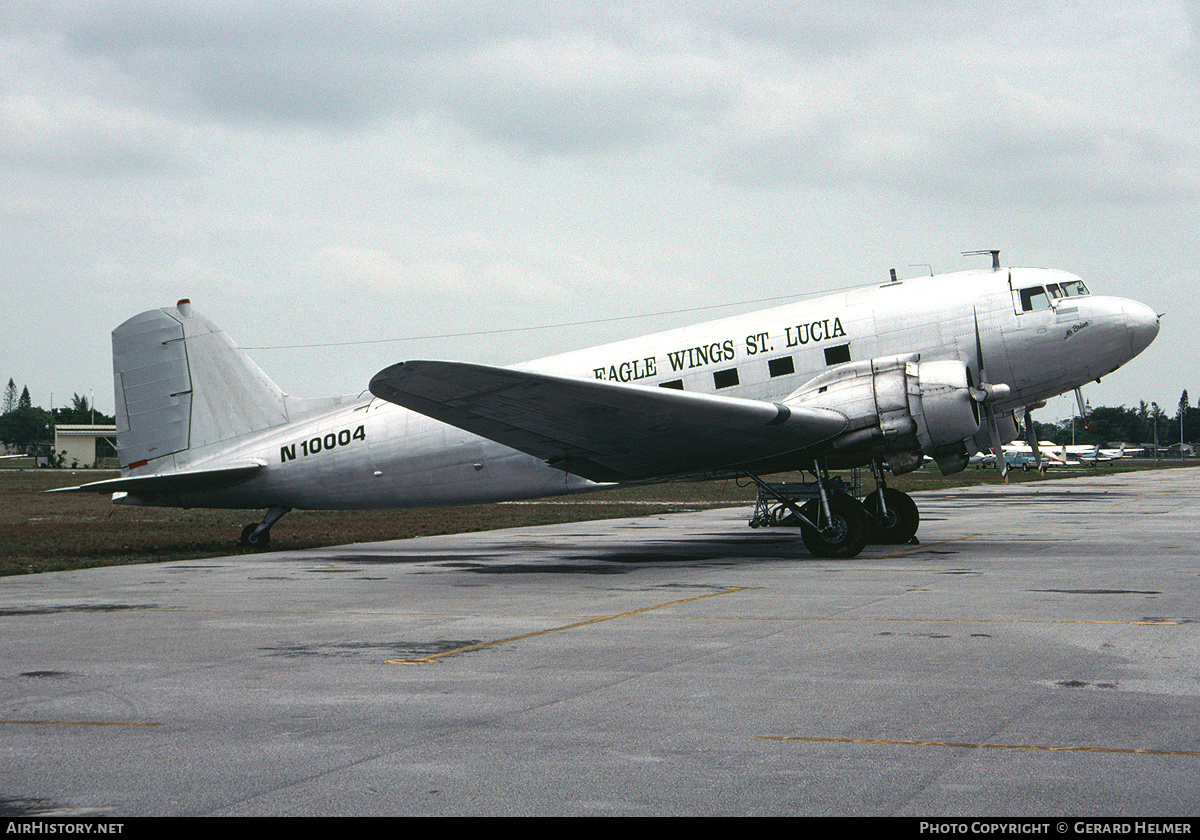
[
  {"left": 798, "top": 495, "right": 869, "bottom": 558},
  {"left": 863, "top": 488, "right": 920, "bottom": 545}
]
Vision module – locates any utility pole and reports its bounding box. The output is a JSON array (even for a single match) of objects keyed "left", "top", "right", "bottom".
[{"left": 1152, "top": 402, "right": 1159, "bottom": 461}]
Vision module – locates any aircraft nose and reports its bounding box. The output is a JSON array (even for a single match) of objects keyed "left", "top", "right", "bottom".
[{"left": 1124, "top": 300, "right": 1160, "bottom": 358}]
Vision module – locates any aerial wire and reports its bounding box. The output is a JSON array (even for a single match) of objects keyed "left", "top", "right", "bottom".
[{"left": 241, "top": 283, "right": 863, "bottom": 350}]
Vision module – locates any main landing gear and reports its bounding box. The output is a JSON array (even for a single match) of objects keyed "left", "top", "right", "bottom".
[
  {"left": 746, "top": 460, "right": 919, "bottom": 558},
  {"left": 239, "top": 506, "right": 291, "bottom": 549},
  {"left": 862, "top": 460, "right": 920, "bottom": 545}
]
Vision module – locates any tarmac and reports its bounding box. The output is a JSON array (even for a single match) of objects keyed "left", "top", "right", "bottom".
[{"left": 1, "top": 468, "right": 1198, "bottom": 817}]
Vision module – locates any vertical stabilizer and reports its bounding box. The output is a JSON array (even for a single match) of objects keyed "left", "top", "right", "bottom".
[{"left": 112, "top": 301, "right": 288, "bottom": 471}]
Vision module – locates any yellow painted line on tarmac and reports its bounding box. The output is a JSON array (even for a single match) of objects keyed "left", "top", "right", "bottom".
[
  {"left": 123, "top": 604, "right": 1177, "bottom": 627},
  {"left": 1, "top": 720, "right": 160, "bottom": 727},
  {"left": 139, "top": 607, "right": 664, "bottom": 620},
  {"left": 151, "top": 606, "right": 1176, "bottom": 628},
  {"left": 755, "top": 735, "right": 1200, "bottom": 757},
  {"left": 663, "top": 615, "right": 1178, "bottom": 626},
  {"left": 386, "top": 586, "right": 756, "bottom": 665}
]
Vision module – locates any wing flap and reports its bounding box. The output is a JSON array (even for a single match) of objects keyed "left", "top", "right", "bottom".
[{"left": 370, "top": 361, "right": 848, "bottom": 482}]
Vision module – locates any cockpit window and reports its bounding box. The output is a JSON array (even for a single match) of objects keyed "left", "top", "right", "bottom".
[
  {"left": 1059, "top": 279, "right": 1089, "bottom": 296},
  {"left": 1019, "top": 286, "right": 1051, "bottom": 311},
  {"left": 1046, "top": 283, "right": 1064, "bottom": 298}
]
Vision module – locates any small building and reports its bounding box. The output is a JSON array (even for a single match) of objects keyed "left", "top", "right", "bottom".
[{"left": 53, "top": 424, "right": 118, "bottom": 468}]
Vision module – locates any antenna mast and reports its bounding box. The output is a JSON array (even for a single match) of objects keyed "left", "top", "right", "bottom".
[{"left": 963, "top": 250, "right": 1001, "bottom": 271}]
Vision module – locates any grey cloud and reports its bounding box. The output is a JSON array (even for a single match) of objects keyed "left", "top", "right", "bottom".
[
  {"left": 4, "top": 2, "right": 1195, "bottom": 193},
  {"left": 2, "top": 2, "right": 900, "bottom": 137}
]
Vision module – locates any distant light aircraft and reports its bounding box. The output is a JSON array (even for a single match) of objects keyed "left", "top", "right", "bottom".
[
  {"left": 1062, "top": 444, "right": 1111, "bottom": 466},
  {"left": 1000, "top": 440, "right": 1136, "bottom": 470},
  {"left": 1067, "top": 442, "right": 1139, "bottom": 463},
  {"left": 52, "top": 254, "right": 1159, "bottom": 558}
]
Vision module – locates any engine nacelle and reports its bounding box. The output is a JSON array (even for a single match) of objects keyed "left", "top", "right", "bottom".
[{"left": 783, "top": 354, "right": 982, "bottom": 475}]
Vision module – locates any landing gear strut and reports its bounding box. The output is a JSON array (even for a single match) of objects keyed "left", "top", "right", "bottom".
[
  {"left": 745, "top": 462, "right": 870, "bottom": 558},
  {"left": 862, "top": 461, "right": 920, "bottom": 544},
  {"left": 240, "top": 506, "right": 291, "bottom": 549},
  {"left": 797, "top": 493, "right": 869, "bottom": 558},
  {"left": 746, "top": 460, "right": 921, "bottom": 556}
]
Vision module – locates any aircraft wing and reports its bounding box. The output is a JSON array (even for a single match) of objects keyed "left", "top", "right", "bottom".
[
  {"left": 369, "top": 361, "right": 849, "bottom": 483},
  {"left": 47, "top": 461, "right": 265, "bottom": 495}
]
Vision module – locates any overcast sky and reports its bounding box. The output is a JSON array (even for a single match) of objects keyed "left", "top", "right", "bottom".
[{"left": 2, "top": 1, "right": 1196, "bottom": 425}]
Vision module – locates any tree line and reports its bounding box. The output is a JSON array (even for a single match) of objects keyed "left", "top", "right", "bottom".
[
  {"left": 1035, "top": 392, "right": 1198, "bottom": 450},
  {"left": 1, "top": 378, "right": 116, "bottom": 450}
]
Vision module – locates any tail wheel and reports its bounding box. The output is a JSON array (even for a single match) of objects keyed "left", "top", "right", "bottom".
[
  {"left": 863, "top": 488, "right": 920, "bottom": 545},
  {"left": 798, "top": 495, "right": 869, "bottom": 558},
  {"left": 240, "top": 523, "right": 271, "bottom": 549}
]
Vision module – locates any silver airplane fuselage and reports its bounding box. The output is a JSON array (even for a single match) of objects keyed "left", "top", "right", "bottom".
[{"left": 116, "top": 265, "right": 1156, "bottom": 511}]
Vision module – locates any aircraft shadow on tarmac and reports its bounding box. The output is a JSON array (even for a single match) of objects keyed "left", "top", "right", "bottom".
[{"left": 306, "top": 529, "right": 969, "bottom": 575}]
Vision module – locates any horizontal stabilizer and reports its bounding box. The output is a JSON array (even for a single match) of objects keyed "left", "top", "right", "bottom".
[
  {"left": 47, "top": 461, "right": 265, "bottom": 496},
  {"left": 370, "top": 361, "right": 848, "bottom": 482}
]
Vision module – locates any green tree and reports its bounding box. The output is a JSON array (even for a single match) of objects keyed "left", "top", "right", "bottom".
[
  {"left": 1085, "top": 406, "right": 1138, "bottom": 443},
  {"left": 17, "top": 386, "right": 30, "bottom": 409},
  {"left": 0, "top": 406, "right": 53, "bottom": 448},
  {"left": 1136, "top": 401, "right": 1151, "bottom": 443},
  {"left": 2, "top": 378, "right": 15, "bottom": 414},
  {"left": 1150, "top": 402, "right": 1169, "bottom": 452},
  {"left": 51, "top": 393, "right": 114, "bottom": 426},
  {"left": 55, "top": 393, "right": 91, "bottom": 425}
]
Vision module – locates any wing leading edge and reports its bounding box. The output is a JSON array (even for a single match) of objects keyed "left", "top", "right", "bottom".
[{"left": 369, "top": 361, "right": 849, "bottom": 483}]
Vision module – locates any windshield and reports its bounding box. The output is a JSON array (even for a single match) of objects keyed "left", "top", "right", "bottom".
[
  {"left": 1019, "top": 286, "right": 1051, "bottom": 311},
  {"left": 1018, "top": 279, "right": 1091, "bottom": 312}
]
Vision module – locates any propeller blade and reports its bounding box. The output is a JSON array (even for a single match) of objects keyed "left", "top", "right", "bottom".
[
  {"left": 1024, "top": 406, "right": 1042, "bottom": 472},
  {"left": 968, "top": 309, "right": 1011, "bottom": 402},
  {"left": 985, "top": 403, "right": 1008, "bottom": 480},
  {"left": 973, "top": 307, "right": 987, "bottom": 385},
  {"left": 975, "top": 307, "right": 1016, "bottom": 481}
]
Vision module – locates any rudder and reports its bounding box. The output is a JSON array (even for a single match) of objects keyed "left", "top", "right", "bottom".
[{"left": 113, "top": 300, "right": 288, "bottom": 471}]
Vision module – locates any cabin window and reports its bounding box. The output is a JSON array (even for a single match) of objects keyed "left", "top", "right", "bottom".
[
  {"left": 1019, "top": 286, "right": 1051, "bottom": 312},
  {"left": 659, "top": 379, "right": 684, "bottom": 390},
  {"left": 824, "top": 344, "right": 851, "bottom": 365},
  {"left": 713, "top": 368, "right": 740, "bottom": 389},
  {"left": 768, "top": 356, "right": 795, "bottom": 378}
]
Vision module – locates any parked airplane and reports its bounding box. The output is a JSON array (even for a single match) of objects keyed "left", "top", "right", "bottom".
[
  {"left": 1000, "top": 440, "right": 1136, "bottom": 470},
  {"left": 1063, "top": 444, "right": 1111, "bottom": 466},
  {"left": 1068, "top": 442, "right": 1140, "bottom": 462},
  {"left": 52, "top": 255, "right": 1159, "bottom": 558}
]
